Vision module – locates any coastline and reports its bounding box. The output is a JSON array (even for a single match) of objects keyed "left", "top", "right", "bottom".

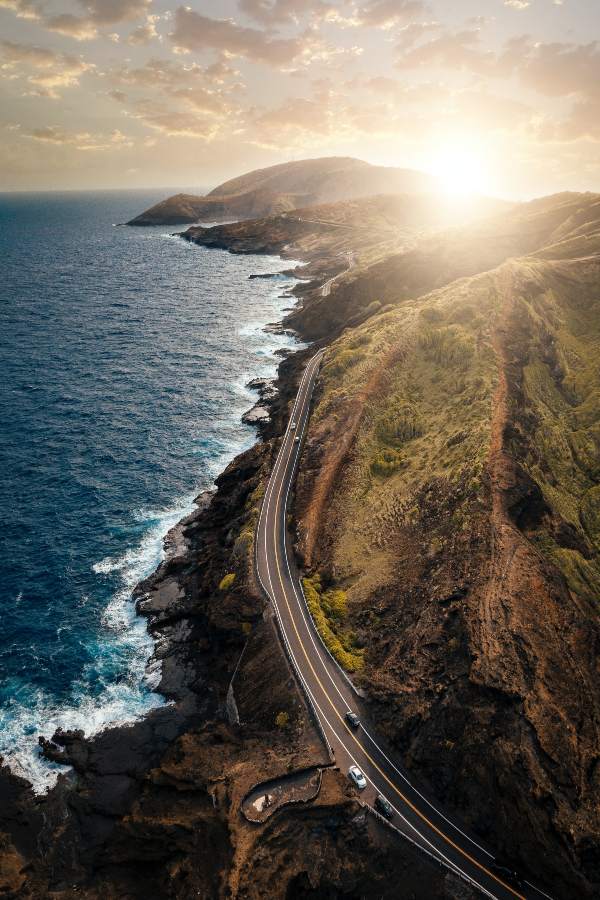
[
  {"left": 0, "top": 220, "right": 470, "bottom": 899},
  {"left": 0, "top": 244, "right": 304, "bottom": 793}
]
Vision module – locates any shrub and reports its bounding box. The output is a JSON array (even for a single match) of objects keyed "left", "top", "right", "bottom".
[
  {"left": 376, "top": 403, "right": 423, "bottom": 445},
  {"left": 370, "top": 448, "right": 405, "bottom": 477},
  {"left": 327, "top": 348, "right": 364, "bottom": 377},
  {"left": 302, "top": 576, "right": 363, "bottom": 672},
  {"left": 418, "top": 325, "right": 475, "bottom": 369},
  {"left": 275, "top": 711, "right": 290, "bottom": 728},
  {"left": 219, "top": 573, "right": 236, "bottom": 591},
  {"left": 347, "top": 332, "right": 371, "bottom": 349},
  {"left": 233, "top": 529, "right": 253, "bottom": 560}
]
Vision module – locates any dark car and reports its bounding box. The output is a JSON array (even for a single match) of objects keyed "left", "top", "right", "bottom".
[
  {"left": 375, "top": 794, "right": 393, "bottom": 819},
  {"left": 345, "top": 711, "right": 360, "bottom": 729},
  {"left": 490, "top": 861, "right": 524, "bottom": 889}
]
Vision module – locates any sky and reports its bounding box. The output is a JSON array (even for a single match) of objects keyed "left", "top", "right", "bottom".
[{"left": 1, "top": 0, "right": 600, "bottom": 197}]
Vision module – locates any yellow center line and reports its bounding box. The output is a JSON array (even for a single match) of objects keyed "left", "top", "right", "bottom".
[{"left": 266, "top": 367, "right": 525, "bottom": 900}]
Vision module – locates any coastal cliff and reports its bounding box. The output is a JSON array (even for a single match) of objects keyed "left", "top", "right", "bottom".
[
  {"left": 292, "top": 198, "right": 600, "bottom": 898},
  {"left": 0, "top": 351, "right": 471, "bottom": 899},
  {"left": 126, "top": 157, "right": 438, "bottom": 225},
  {"left": 1, "top": 184, "right": 600, "bottom": 899}
]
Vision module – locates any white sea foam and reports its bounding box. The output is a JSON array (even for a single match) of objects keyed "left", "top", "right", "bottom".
[{"left": 2, "top": 253, "right": 303, "bottom": 794}]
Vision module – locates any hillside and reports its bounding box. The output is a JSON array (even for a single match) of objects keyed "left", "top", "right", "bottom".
[
  {"left": 126, "top": 157, "right": 438, "bottom": 225},
  {"left": 292, "top": 192, "right": 600, "bottom": 898},
  {"left": 286, "top": 190, "right": 600, "bottom": 338}
]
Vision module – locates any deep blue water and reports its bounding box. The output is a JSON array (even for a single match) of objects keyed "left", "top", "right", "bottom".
[{"left": 0, "top": 190, "right": 300, "bottom": 789}]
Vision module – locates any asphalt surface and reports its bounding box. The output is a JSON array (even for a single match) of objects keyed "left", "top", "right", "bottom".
[{"left": 255, "top": 349, "right": 551, "bottom": 900}]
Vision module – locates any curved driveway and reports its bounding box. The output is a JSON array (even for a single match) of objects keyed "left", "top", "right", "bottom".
[{"left": 255, "top": 349, "right": 549, "bottom": 900}]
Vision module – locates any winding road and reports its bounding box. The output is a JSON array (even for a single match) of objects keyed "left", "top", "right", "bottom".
[{"left": 255, "top": 349, "right": 551, "bottom": 900}]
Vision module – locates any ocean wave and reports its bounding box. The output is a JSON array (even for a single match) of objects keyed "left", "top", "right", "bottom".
[
  {"left": 0, "top": 675, "right": 164, "bottom": 793},
  {"left": 1, "top": 211, "right": 304, "bottom": 793}
]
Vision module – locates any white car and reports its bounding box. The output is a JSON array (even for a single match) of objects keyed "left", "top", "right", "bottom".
[
  {"left": 348, "top": 765, "right": 367, "bottom": 790},
  {"left": 290, "top": 420, "right": 297, "bottom": 430}
]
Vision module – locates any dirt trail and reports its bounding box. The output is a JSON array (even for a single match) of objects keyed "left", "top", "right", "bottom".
[{"left": 299, "top": 312, "right": 416, "bottom": 568}]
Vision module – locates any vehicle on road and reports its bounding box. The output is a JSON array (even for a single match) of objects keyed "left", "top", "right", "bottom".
[
  {"left": 374, "top": 794, "right": 393, "bottom": 819},
  {"left": 290, "top": 420, "right": 297, "bottom": 430},
  {"left": 490, "top": 861, "right": 524, "bottom": 890},
  {"left": 345, "top": 711, "right": 360, "bottom": 729},
  {"left": 294, "top": 435, "right": 300, "bottom": 443},
  {"left": 348, "top": 766, "right": 367, "bottom": 790}
]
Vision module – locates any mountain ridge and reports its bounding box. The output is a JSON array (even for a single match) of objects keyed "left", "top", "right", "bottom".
[{"left": 126, "top": 156, "right": 439, "bottom": 225}]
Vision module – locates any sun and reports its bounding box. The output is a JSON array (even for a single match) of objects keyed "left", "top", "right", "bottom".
[{"left": 428, "top": 141, "right": 490, "bottom": 197}]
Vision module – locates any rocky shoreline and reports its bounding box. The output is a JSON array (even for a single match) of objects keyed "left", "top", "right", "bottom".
[
  {"left": 0, "top": 241, "right": 468, "bottom": 897},
  {"left": 3, "top": 193, "right": 599, "bottom": 896}
]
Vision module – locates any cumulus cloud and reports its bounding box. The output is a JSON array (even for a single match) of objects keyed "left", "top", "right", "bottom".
[
  {"left": 0, "top": 40, "right": 94, "bottom": 96},
  {"left": 127, "top": 14, "right": 161, "bottom": 45},
  {"left": 104, "top": 56, "right": 243, "bottom": 141},
  {"left": 42, "top": 0, "right": 153, "bottom": 41},
  {"left": 504, "top": 1, "right": 530, "bottom": 9},
  {"left": 169, "top": 7, "right": 301, "bottom": 65}
]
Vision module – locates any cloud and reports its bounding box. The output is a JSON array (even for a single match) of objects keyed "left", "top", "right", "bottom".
[
  {"left": 354, "top": 0, "right": 428, "bottom": 29},
  {"left": 237, "top": 0, "right": 332, "bottom": 25},
  {"left": 127, "top": 14, "right": 161, "bottom": 45},
  {"left": 26, "top": 125, "right": 132, "bottom": 150},
  {"left": 395, "top": 21, "right": 440, "bottom": 50},
  {"left": 74, "top": 0, "right": 151, "bottom": 26},
  {"left": 169, "top": 7, "right": 301, "bottom": 66},
  {"left": 0, "top": 0, "right": 41, "bottom": 20},
  {"left": 135, "top": 111, "right": 222, "bottom": 139},
  {"left": 42, "top": 0, "right": 152, "bottom": 41},
  {"left": 45, "top": 14, "right": 98, "bottom": 40},
  {"left": 395, "top": 28, "right": 495, "bottom": 73},
  {"left": 0, "top": 40, "right": 94, "bottom": 97},
  {"left": 517, "top": 40, "right": 600, "bottom": 100},
  {"left": 504, "top": 0, "right": 530, "bottom": 8},
  {"left": 105, "top": 57, "right": 243, "bottom": 141}
]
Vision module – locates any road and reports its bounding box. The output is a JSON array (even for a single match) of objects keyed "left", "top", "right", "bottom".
[
  {"left": 321, "top": 250, "right": 355, "bottom": 297},
  {"left": 255, "top": 349, "right": 551, "bottom": 900}
]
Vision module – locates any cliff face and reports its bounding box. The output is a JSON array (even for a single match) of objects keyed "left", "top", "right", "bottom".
[
  {"left": 0, "top": 350, "right": 470, "bottom": 899},
  {"left": 4, "top": 183, "right": 600, "bottom": 899},
  {"left": 293, "top": 220, "right": 600, "bottom": 898}
]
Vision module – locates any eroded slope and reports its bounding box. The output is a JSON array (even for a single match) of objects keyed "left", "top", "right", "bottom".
[{"left": 295, "top": 247, "right": 600, "bottom": 898}]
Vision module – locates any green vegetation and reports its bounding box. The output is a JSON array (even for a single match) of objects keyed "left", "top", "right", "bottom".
[
  {"left": 233, "top": 528, "right": 253, "bottom": 561},
  {"left": 275, "top": 711, "right": 290, "bottom": 728},
  {"left": 219, "top": 573, "right": 236, "bottom": 591},
  {"left": 370, "top": 448, "right": 405, "bottom": 477},
  {"left": 508, "top": 282, "right": 600, "bottom": 604},
  {"left": 418, "top": 324, "right": 475, "bottom": 370},
  {"left": 325, "top": 348, "right": 365, "bottom": 377},
  {"left": 305, "top": 269, "right": 499, "bottom": 611},
  {"left": 375, "top": 401, "right": 423, "bottom": 446},
  {"left": 302, "top": 575, "right": 364, "bottom": 671}
]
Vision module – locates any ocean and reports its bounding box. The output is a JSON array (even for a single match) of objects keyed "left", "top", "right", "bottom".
[{"left": 0, "top": 190, "right": 300, "bottom": 791}]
